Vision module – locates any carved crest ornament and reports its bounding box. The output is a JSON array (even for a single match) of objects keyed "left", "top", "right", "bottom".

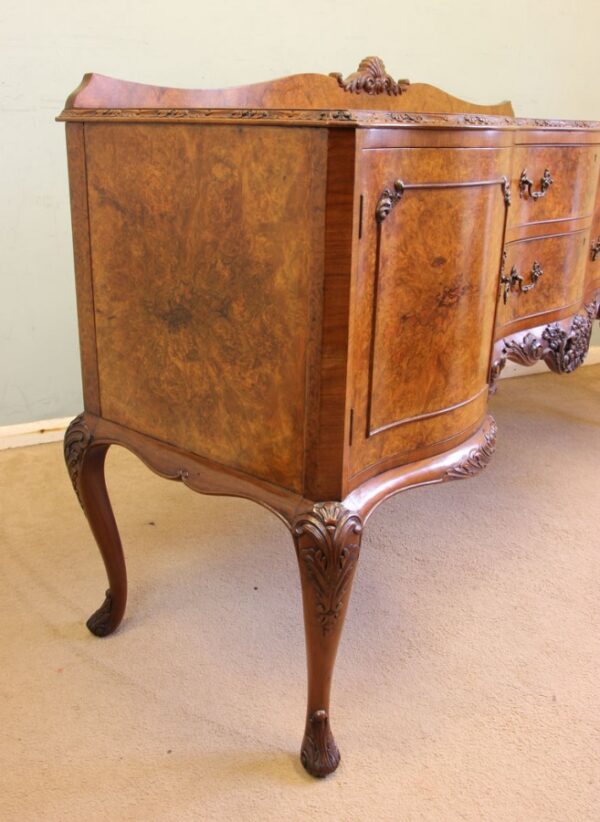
[{"left": 330, "top": 56, "right": 410, "bottom": 96}]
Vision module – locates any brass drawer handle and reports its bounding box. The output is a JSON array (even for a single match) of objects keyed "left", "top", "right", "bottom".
[
  {"left": 500, "top": 259, "right": 543, "bottom": 304},
  {"left": 591, "top": 237, "right": 600, "bottom": 262},
  {"left": 519, "top": 168, "right": 553, "bottom": 199}
]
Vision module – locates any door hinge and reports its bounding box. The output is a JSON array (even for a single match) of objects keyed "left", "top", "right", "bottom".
[
  {"left": 358, "top": 195, "right": 363, "bottom": 239},
  {"left": 349, "top": 408, "right": 354, "bottom": 446}
]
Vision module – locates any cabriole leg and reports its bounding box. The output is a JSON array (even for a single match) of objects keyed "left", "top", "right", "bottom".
[
  {"left": 293, "top": 502, "right": 363, "bottom": 777},
  {"left": 64, "top": 414, "right": 127, "bottom": 637}
]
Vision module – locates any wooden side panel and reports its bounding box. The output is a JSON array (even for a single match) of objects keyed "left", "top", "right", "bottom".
[
  {"left": 84, "top": 123, "right": 327, "bottom": 493},
  {"left": 65, "top": 123, "right": 100, "bottom": 414},
  {"left": 348, "top": 138, "right": 509, "bottom": 484}
]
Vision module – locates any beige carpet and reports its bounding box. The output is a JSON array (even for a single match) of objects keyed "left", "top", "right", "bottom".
[{"left": 1, "top": 366, "right": 599, "bottom": 821}]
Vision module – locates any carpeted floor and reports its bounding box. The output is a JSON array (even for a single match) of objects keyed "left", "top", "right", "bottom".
[{"left": 1, "top": 366, "right": 599, "bottom": 821}]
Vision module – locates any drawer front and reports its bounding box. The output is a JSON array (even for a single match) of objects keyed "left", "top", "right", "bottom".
[
  {"left": 497, "top": 231, "right": 589, "bottom": 327},
  {"left": 508, "top": 145, "right": 600, "bottom": 227},
  {"left": 349, "top": 141, "right": 509, "bottom": 482}
]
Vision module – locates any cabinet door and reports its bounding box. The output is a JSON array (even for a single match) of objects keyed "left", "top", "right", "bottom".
[{"left": 348, "top": 141, "right": 510, "bottom": 486}]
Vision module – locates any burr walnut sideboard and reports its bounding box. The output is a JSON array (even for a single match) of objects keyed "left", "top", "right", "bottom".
[{"left": 58, "top": 58, "right": 600, "bottom": 777}]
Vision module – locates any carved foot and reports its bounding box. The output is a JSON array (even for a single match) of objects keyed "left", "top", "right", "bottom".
[
  {"left": 301, "top": 710, "right": 340, "bottom": 777},
  {"left": 86, "top": 589, "right": 118, "bottom": 637}
]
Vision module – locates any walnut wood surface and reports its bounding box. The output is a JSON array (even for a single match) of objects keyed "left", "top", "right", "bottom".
[
  {"left": 85, "top": 122, "right": 326, "bottom": 493},
  {"left": 59, "top": 58, "right": 600, "bottom": 778},
  {"left": 347, "top": 140, "right": 508, "bottom": 487},
  {"left": 508, "top": 144, "right": 600, "bottom": 228}
]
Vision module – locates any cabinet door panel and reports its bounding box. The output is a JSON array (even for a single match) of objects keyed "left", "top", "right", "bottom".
[{"left": 348, "top": 143, "right": 509, "bottom": 484}]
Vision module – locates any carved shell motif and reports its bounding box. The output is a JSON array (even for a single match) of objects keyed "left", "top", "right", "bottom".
[{"left": 330, "top": 56, "right": 410, "bottom": 96}]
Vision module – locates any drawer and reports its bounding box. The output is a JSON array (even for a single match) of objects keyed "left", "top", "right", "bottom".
[
  {"left": 508, "top": 145, "right": 600, "bottom": 227},
  {"left": 497, "top": 230, "right": 589, "bottom": 327}
]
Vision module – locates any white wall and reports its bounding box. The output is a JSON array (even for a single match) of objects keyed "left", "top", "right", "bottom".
[{"left": 1, "top": 0, "right": 599, "bottom": 425}]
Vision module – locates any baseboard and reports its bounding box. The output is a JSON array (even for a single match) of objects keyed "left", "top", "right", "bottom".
[
  {"left": 499, "top": 344, "right": 600, "bottom": 379},
  {"left": 0, "top": 417, "right": 72, "bottom": 450}
]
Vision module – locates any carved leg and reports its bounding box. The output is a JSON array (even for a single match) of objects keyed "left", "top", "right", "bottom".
[
  {"left": 64, "top": 414, "right": 127, "bottom": 637},
  {"left": 293, "top": 502, "right": 363, "bottom": 777}
]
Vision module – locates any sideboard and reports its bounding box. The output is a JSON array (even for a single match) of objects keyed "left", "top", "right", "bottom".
[{"left": 58, "top": 58, "right": 600, "bottom": 777}]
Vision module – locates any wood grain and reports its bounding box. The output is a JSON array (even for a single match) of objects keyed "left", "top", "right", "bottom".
[
  {"left": 84, "top": 123, "right": 327, "bottom": 493},
  {"left": 347, "top": 140, "right": 508, "bottom": 485}
]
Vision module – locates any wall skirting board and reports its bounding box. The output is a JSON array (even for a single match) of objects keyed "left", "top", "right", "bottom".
[
  {"left": 1, "top": 349, "right": 599, "bottom": 450},
  {"left": 0, "top": 417, "right": 73, "bottom": 450}
]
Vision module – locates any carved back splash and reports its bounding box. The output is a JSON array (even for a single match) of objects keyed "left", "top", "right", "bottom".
[{"left": 59, "top": 56, "right": 514, "bottom": 118}]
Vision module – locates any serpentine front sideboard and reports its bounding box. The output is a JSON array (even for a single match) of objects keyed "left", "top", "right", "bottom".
[{"left": 58, "top": 58, "right": 600, "bottom": 777}]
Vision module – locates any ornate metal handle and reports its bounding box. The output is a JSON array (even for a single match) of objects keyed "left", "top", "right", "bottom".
[
  {"left": 500, "top": 259, "right": 543, "bottom": 304},
  {"left": 519, "top": 168, "right": 553, "bottom": 199},
  {"left": 591, "top": 237, "right": 600, "bottom": 262}
]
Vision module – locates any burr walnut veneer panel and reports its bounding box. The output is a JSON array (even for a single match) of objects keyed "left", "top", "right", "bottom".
[
  {"left": 85, "top": 123, "right": 327, "bottom": 493},
  {"left": 348, "top": 143, "right": 508, "bottom": 481}
]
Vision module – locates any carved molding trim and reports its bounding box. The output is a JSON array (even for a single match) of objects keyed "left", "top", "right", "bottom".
[
  {"left": 293, "top": 502, "right": 363, "bottom": 637},
  {"left": 64, "top": 413, "right": 92, "bottom": 506},
  {"left": 376, "top": 179, "right": 405, "bottom": 223},
  {"left": 330, "top": 56, "right": 410, "bottom": 96},
  {"left": 591, "top": 237, "right": 600, "bottom": 262},
  {"left": 445, "top": 421, "right": 498, "bottom": 479},
  {"left": 301, "top": 710, "right": 340, "bottom": 778},
  {"left": 57, "top": 108, "right": 599, "bottom": 130}
]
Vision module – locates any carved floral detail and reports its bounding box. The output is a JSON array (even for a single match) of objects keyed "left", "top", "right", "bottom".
[
  {"left": 504, "top": 332, "right": 544, "bottom": 366},
  {"left": 376, "top": 179, "right": 405, "bottom": 223},
  {"left": 293, "top": 503, "right": 362, "bottom": 636},
  {"left": 446, "top": 422, "right": 498, "bottom": 479},
  {"left": 591, "top": 237, "right": 600, "bottom": 262},
  {"left": 330, "top": 56, "right": 409, "bottom": 96},
  {"left": 463, "top": 114, "right": 492, "bottom": 125},
  {"left": 501, "top": 301, "right": 598, "bottom": 375},
  {"left": 301, "top": 710, "right": 340, "bottom": 778},
  {"left": 541, "top": 302, "right": 598, "bottom": 373},
  {"left": 64, "top": 413, "right": 92, "bottom": 506}
]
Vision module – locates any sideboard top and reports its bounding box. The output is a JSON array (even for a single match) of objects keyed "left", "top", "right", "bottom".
[{"left": 57, "top": 57, "right": 600, "bottom": 131}]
